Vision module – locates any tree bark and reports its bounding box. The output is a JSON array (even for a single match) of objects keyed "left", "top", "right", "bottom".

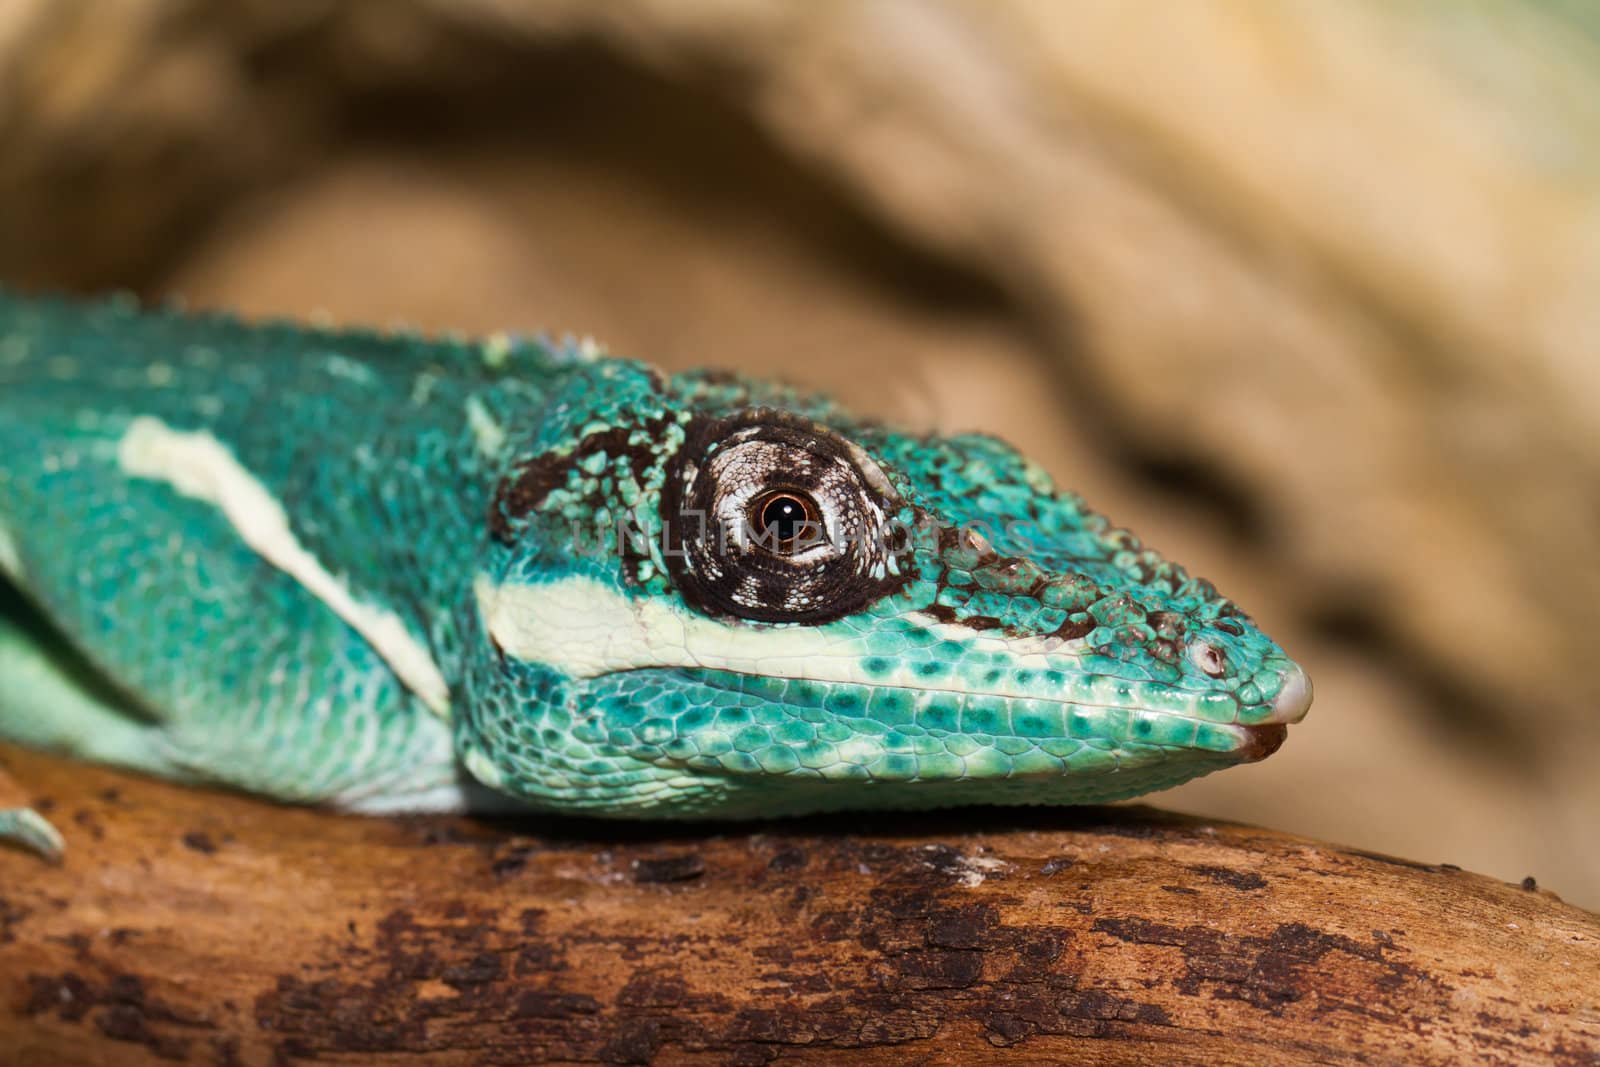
[{"left": 1, "top": 745, "right": 1595, "bottom": 1066}]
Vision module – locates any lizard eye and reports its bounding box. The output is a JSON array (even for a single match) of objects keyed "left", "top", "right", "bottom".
[
  {"left": 748, "top": 489, "right": 822, "bottom": 553},
  {"left": 662, "top": 412, "right": 906, "bottom": 623}
]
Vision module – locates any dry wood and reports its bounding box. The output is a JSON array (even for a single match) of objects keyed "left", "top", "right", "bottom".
[{"left": 1, "top": 745, "right": 1595, "bottom": 1066}]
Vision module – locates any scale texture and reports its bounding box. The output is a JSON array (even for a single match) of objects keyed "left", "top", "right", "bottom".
[{"left": 0, "top": 291, "right": 1311, "bottom": 853}]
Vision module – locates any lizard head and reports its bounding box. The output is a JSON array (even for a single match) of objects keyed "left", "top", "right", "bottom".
[{"left": 464, "top": 357, "right": 1311, "bottom": 816}]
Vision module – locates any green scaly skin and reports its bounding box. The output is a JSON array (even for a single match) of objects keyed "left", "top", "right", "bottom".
[{"left": 0, "top": 291, "right": 1311, "bottom": 857}]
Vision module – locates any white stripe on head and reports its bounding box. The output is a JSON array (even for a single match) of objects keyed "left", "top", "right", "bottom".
[{"left": 475, "top": 573, "right": 1098, "bottom": 704}]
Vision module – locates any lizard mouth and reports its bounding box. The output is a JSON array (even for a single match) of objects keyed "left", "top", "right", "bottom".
[
  {"left": 631, "top": 666, "right": 1300, "bottom": 770},
  {"left": 1235, "top": 723, "right": 1288, "bottom": 762}
]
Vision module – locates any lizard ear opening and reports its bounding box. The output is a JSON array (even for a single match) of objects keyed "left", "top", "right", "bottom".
[{"left": 660, "top": 412, "right": 908, "bottom": 624}]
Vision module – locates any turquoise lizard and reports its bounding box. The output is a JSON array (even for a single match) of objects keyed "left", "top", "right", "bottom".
[{"left": 0, "top": 291, "right": 1310, "bottom": 858}]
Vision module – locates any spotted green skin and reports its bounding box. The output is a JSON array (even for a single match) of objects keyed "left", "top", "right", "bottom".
[{"left": 0, "top": 291, "right": 1307, "bottom": 850}]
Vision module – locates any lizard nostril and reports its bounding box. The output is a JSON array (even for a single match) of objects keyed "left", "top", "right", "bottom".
[{"left": 1187, "top": 640, "right": 1228, "bottom": 678}]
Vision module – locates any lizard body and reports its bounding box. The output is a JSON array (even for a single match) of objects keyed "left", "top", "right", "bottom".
[{"left": 0, "top": 291, "right": 1310, "bottom": 856}]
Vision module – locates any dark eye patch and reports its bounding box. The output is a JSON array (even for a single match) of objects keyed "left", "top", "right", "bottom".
[{"left": 661, "top": 412, "right": 908, "bottom": 623}]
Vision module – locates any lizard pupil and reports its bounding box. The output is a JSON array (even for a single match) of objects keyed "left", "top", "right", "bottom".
[{"left": 755, "top": 491, "right": 816, "bottom": 546}]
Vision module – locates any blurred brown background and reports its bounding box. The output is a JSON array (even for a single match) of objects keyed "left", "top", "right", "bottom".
[{"left": 1, "top": 1, "right": 1595, "bottom": 908}]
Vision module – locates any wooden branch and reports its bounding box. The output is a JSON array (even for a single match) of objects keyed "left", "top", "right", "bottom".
[{"left": 2, "top": 745, "right": 1596, "bottom": 1066}]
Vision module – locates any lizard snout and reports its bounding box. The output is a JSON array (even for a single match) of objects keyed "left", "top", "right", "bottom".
[
  {"left": 1233, "top": 662, "right": 1311, "bottom": 760},
  {"left": 1267, "top": 663, "right": 1313, "bottom": 724}
]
